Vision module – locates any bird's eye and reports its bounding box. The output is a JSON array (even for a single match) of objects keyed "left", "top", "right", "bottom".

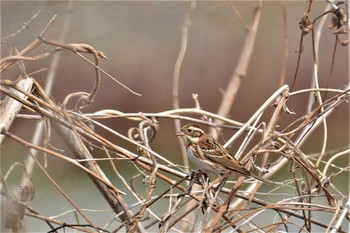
[{"left": 187, "top": 129, "right": 192, "bottom": 133}]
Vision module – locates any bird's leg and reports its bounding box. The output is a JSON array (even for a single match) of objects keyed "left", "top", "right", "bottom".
[
  {"left": 214, "top": 177, "right": 228, "bottom": 193},
  {"left": 193, "top": 169, "right": 210, "bottom": 187},
  {"left": 210, "top": 177, "right": 223, "bottom": 190},
  {"left": 177, "top": 170, "right": 199, "bottom": 199},
  {"left": 188, "top": 170, "right": 213, "bottom": 213}
]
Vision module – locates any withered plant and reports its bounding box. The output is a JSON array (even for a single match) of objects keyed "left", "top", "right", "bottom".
[{"left": 1, "top": 1, "right": 349, "bottom": 232}]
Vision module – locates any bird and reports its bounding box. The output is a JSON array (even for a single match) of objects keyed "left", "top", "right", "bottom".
[{"left": 176, "top": 123, "right": 271, "bottom": 184}]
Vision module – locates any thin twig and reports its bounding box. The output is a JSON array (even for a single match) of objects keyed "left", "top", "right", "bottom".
[
  {"left": 173, "top": 0, "right": 196, "bottom": 175},
  {"left": 212, "top": 0, "right": 263, "bottom": 138}
]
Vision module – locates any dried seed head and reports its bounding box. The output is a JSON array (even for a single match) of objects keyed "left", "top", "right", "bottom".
[
  {"left": 299, "top": 13, "right": 314, "bottom": 35},
  {"left": 328, "top": 3, "right": 349, "bottom": 34}
]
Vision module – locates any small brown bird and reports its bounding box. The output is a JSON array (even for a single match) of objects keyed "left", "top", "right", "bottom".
[{"left": 176, "top": 123, "right": 271, "bottom": 184}]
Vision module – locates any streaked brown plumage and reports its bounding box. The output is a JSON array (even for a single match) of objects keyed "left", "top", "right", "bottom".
[{"left": 176, "top": 124, "right": 271, "bottom": 183}]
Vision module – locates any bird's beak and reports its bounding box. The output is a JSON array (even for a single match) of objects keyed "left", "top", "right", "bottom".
[{"left": 176, "top": 131, "right": 184, "bottom": 136}]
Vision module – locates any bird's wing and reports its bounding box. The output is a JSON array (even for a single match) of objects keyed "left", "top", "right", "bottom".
[{"left": 199, "top": 136, "right": 251, "bottom": 176}]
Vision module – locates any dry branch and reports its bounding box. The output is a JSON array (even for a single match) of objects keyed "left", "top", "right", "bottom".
[{"left": 1, "top": 2, "right": 349, "bottom": 232}]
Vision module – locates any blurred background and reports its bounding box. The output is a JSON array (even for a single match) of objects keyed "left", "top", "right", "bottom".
[{"left": 1, "top": 1, "right": 348, "bottom": 232}]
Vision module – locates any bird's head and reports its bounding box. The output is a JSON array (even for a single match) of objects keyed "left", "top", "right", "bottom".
[{"left": 176, "top": 124, "right": 204, "bottom": 143}]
